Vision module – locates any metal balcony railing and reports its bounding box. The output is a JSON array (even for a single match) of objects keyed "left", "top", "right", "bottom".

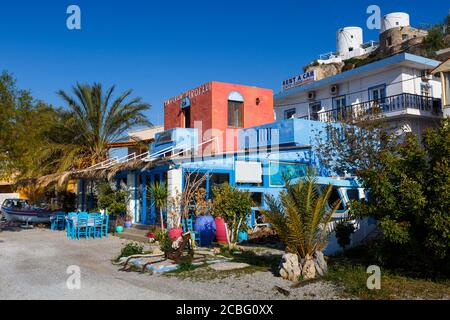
[{"left": 299, "top": 93, "right": 442, "bottom": 123}]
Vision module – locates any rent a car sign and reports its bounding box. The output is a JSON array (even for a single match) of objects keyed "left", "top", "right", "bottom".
[{"left": 282, "top": 70, "right": 316, "bottom": 91}]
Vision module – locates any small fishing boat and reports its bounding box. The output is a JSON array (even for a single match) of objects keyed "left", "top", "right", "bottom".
[{"left": 1, "top": 199, "right": 52, "bottom": 223}]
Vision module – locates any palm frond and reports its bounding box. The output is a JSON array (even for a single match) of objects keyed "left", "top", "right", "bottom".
[
  {"left": 39, "top": 83, "right": 152, "bottom": 178},
  {"left": 263, "top": 173, "right": 338, "bottom": 258}
]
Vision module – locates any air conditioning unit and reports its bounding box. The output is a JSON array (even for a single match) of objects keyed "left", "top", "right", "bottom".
[
  {"left": 307, "top": 91, "right": 316, "bottom": 100},
  {"left": 330, "top": 84, "right": 339, "bottom": 96}
]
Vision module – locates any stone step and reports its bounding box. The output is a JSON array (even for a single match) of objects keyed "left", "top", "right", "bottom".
[
  {"left": 130, "top": 223, "right": 151, "bottom": 231},
  {"left": 117, "top": 231, "right": 150, "bottom": 243},
  {"left": 121, "top": 226, "right": 149, "bottom": 236}
]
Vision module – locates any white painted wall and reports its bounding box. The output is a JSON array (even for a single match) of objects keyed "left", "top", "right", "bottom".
[
  {"left": 126, "top": 172, "right": 140, "bottom": 223},
  {"left": 166, "top": 168, "right": 182, "bottom": 229},
  {"left": 167, "top": 168, "right": 182, "bottom": 199},
  {"left": 275, "top": 66, "right": 442, "bottom": 120},
  {"left": 325, "top": 218, "right": 378, "bottom": 255},
  {"left": 0, "top": 193, "right": 20, "bottom": 205}
]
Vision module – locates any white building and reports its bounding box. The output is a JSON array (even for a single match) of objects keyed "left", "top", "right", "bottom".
[{"left": 275, "top": 53, "right": 443, "bottom": 138}]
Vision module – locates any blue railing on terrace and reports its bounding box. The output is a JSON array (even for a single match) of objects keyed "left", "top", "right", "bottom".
[{"left": 298, "top": 93, "right": 442, "bottom": 122}]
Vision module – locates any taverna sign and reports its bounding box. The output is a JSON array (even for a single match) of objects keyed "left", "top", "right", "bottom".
[
  {"left": 282, "top": 70, "right": 316, "bottom": 91},
  {"left": 164, "top": 82, "right": 212, "bottom": 107}
]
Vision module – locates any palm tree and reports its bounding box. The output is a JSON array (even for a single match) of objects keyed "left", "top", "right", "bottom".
[
  {"left": 40, "top": 83, "right": 151, "bottom": 173},
  {"left": 263, "top": 176, "right": 341, "bottom": 259},
  {"left": 148, "top": 181, "right": 168, "bottom": 230}
]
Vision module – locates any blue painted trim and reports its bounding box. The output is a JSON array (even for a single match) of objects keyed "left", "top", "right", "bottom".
[
  {"left": 138, "top": 166, "right": 170, "bottom": 225},
  {"left": 284, "top": 108, "right": 296, "bottom": 119},
  {"left": 335, "top": 187, "right": 347, "bottom": 214},
  {"left": 141, "top": 174, "right": 147, "bottom": 225},
  {"left": 262, "top": 162, "right": 270, "bottom": 187},
  {"left": 332, "top": 95, "right": 346, "bottom": 109},
  {"left": 150, "top": 174, "right": 156, "bottom": 224},
  {"left": 368, "top": 83, "right": 386, "bottom": 100},
  {"left": 275, "top": 53, "right": 441, "bottom": 100}
]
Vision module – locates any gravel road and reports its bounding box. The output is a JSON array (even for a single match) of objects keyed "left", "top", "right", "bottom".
[{"left": 0, "top": 227, "right": 343, "bottom": 300}]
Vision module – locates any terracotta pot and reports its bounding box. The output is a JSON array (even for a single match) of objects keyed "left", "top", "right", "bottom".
[
  {"left": 168, "top": 227, "right": 183, "bottom": 241},
  {"left": 214, "top": 217, "right": 228, "bottom": 244}
]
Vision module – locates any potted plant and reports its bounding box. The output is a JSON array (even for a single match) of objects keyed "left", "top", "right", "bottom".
[
  {"left": 97, "top": 182, "right": 127, "bottom": 232},
  {"left": 211, "top": 183, "right": 253, "bottom": 248},
  {"left": 193, "top": 188, "right": 215, "bottom": 246},
  {"left": 115, "top": 216, "right": 124, "bottom": 233},
  {"left": 124, "top": 214, "right": 133, "bottom": 228}
]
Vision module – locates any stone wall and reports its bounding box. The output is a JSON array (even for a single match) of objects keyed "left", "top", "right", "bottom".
[
  {"left": 304, "top": 62, "right": 344, "bottom": 81},
  {"left": 379, "top": 26, "right": 428, "bottom": 56}
]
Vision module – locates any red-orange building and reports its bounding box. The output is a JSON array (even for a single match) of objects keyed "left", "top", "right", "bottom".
[{"left": 164, "top": 81, "right": 274, "bottom": 153}]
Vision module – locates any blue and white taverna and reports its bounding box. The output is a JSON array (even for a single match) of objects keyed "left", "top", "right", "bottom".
[{"left": 77, "top": 118, "right": 376, "bottom": 254}]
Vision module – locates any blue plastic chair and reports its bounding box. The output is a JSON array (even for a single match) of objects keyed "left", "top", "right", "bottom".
[
  {"left": 50, "top": 216, "right": 58, "bottom": 231},
  {"left": 51, "top": 212, "right": 66, "bottom": 231},
  {"left": 76, "top": 213, "right": 89, "bottom": 239},
  {"left": 182, "top": 217, "right": 200, "bottom": 244},
  {"left": 90, "top": 212, "right": 102, "bottom": 217},
  {"left": 66, "top": 212, "right": 79, "bottom": 239},
  {"left": 90, "top": 215, "right": 104, "bottom": 238},
  {"left": 66, "top": 218, "right": 73, "bottom": 238},
  {"left": 57, "top": 212, "right": 66, "bottom": 230},
  {"left": 101, "top": 214, "right": 109, "bottom": 237}
]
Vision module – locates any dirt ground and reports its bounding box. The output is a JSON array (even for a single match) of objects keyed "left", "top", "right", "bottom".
[{"left": 0, "top": 227, "right": 343, "bottom": 300}]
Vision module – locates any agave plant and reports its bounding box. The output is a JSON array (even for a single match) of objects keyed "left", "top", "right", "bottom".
[{"left": 263, "top": 176, "right": 341, "bottom": 259}]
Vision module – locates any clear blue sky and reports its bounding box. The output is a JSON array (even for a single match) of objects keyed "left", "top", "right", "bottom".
[{"left": 1, "top": 0, "right": 448, "bottom": 127}]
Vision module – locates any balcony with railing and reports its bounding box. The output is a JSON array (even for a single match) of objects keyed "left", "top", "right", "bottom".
[{"left": 298, "top": 93, "right": 442, "bottom": 123}]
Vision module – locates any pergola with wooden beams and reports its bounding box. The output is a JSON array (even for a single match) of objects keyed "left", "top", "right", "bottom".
[{"left": 431, "top": 57, "right": 450, "bottom": 110}]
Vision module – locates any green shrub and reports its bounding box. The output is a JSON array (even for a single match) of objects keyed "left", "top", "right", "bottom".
[
  {"left": 211, "top": 183, "right": 253, "bottom": 246},
  {"left": 319, "top": 117, "right": 450, "bottom": 276},
  {"left": 177, "top": 259, "right": 196, "bottom": 272},
  {"left": 119, "top": 242, "right": 143, "bottom": 258},
  {"left": 335, "top": 220, "right": 356, "bottom": 250},
  {"left": 156, "top": 229, "right": 173, "bottom": 253},
  {"left": 97, "top": 182, "right": 127, "bottom": 217}
]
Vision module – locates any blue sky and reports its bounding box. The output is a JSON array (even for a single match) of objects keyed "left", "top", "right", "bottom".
[{"left": 0, "top": 0, "right": 449, "bottom": 127}]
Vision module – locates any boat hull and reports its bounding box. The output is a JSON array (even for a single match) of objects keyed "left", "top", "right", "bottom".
[{"left": 1, "top": 207, "right": 51, "bottom": 223}]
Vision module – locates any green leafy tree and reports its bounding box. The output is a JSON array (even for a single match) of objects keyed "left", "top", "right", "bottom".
[
  {"left": 445, "top": 14, "right": 450, "bottom": 35},
  {"left": 97, "top": 182, "right": 127, "bottom": 216},
  {"left": 263, "top": 176, "right": 340, "bottom": 259},
  {"left": 319, "top": 118, "right": 450, "bottom": 275},
  {"left": 422, "top": 27, "right": 447, "bottom": 57},
  {"left": 0, "top": 71, "right": 59, "bottom": 181},
  {"left": 211, "top": 183, "right": 253, "bottom": 247}
]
